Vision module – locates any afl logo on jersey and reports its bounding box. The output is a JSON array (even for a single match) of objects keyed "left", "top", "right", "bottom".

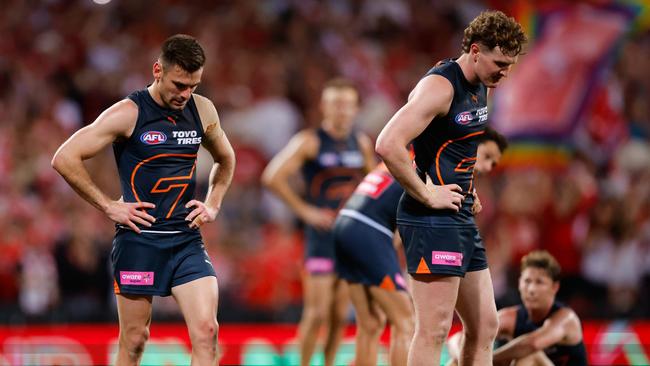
[
  {"left": 454, "top": 111, "right": 473, "bottom": 125},
  {"left": 140, "top": 131, "right": 167, "bottom": 145}
]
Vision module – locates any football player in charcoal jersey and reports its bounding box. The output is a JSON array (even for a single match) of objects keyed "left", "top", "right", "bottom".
[
  {"left": 447, "top": 250, "right": 588, "bottom": 366},
  {"left": 335, "top": 127, "right": 507, "bottom": 366},
  {"left": 262, "top": 78, "right": 375, "bottom": 366},
  {"left": 375, "top": 11, "right": 527, "bottom": 366},
  {"left": 52, "top": 34, "right": 235, "bottom": 366}
]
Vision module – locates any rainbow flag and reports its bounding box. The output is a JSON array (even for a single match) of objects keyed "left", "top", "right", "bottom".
[{"left": 489, "top": 2, "right": 635, "bottom": 169}]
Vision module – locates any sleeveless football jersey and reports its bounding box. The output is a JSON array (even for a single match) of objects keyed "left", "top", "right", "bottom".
[
  {"left": 301, "top": 128, "right": 366, "bottom": 211},
  {"left": 113, "top": 89, "right": 204, "bottom": 234},
  {"left": 398, "top": 59, "right": 488, "bottom": 227},
  {"left": 514, "top": 302, "right": 588, "bottom": 366}
]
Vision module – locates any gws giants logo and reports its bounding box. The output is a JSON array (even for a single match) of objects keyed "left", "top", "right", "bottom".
[
  {"left": 140, "top": 131, "right": 167, "bottom": 145},
  {"left": 454, "top": 111, "right": 473, "bottom": 125}
]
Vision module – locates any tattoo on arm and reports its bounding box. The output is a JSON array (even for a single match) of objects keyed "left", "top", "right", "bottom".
[{"left": 205, "top": 122, "right": 221, "bottom": 136}]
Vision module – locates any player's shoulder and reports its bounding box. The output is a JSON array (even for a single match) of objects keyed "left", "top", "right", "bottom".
[
  {"left": 101, "top": 98, "right": 139, "bottom": 124},
  {"left": 192, "top": 93, "right": 219, "bottom": 127},
  {"left": 192, "top": 93, "right": 214, "bottom": 107},
  {"left": 409, "top": 73, "right": 454, "bottom": 102},
  {"left": 498, "top": 305, "right": 520, "bottom": 319},
  {"left": 293, "top": 128, "right": 320, "bottom": 143},
  {"left": 552, "top": 305, "right": 581, "bottom": 325},
  {"left": 193, "top": 93, "right": 217, "bottom": 110},
  {"left": 288, "top": 128, "right": 320, "bottom": 157}
]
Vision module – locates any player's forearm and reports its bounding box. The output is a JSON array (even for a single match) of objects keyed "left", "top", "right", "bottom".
[
  {"left": 204, "top": 156, "right": 235, "bottom": 211},
  {"left": 51, "top": 153, "right": 112, "bottom": 212},
  {"left": 493, "top": 335, "right": 538, "bottom": 363},
  {"left": 264, "top": 177, "right": 310, "bottom": 217},
  {"left": 377, "top": 145, "right": 431, "bottom": 207}
]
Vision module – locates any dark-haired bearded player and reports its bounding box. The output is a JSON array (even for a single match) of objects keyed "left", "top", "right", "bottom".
[{"left": 53, "top": 34, "right": 235, "bottom": 366}]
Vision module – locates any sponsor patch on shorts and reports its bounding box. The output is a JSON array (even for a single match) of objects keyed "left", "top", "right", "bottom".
[
  {"left": 431, "top": 251, "right": 463, "bottom": 266},
  {"left": 120, "top": 271, "right": 154, "bottom": 285},
  {"left": 395, "top": 273, "right": 407, "bottom": 289},
  {"left": 305, "top": 258, "right": 334, "bottom": 273}
]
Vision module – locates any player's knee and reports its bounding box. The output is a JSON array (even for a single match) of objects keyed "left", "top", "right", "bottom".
[
  {"left": 391, "top": 315, "right": 414, "bottom": 340},
  {"left": 119, "top": 325, "right": 150, "bottom": 358},
  {"left": 302, "top": 305, "right": 328, "bottom": 327},
  {"left": 357, "top": 313, "right": 385, "bottom": 337},
  {"left": 190, "top": 319, "right": 219, "bottom": 348},
  {"left": 464, "top": 312, "right": 498, "bottom": 345},
  {"left": 415, "top": 316, "right": 452, "bottom": 346}
]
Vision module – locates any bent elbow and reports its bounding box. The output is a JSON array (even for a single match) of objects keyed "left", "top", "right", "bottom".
[
  {"left": 260, "top": 168, "right": 275, "bottom": 189},
  {"left": 51, "top": 151, "right": 66, "bottom": 173},
  {"left": 375, "top": 137, "right": 392, "bottom": 161}
]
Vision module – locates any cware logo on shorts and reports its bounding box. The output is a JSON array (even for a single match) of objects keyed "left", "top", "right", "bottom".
[
  {"left": 120, "top": 271, "right": 155, "bottom": 285},
  {"left": 140, "top": 131, "right": 167, "bottom": 145},
  {"left": 454, "top": 111, "right": 473, "bottom": 125},
  {"left": 431, "top": 251, "right": 463, "bottom": 266}
]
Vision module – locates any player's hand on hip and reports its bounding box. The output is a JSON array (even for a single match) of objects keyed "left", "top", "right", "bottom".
[
  {"left": 471, "top": 190, "right": 482, "bottom": 215},
  {"left": 300, "top": 205, "right": 336, "bottom": 231},
  {"left": 185, "top": 200, "right": 219, "bottom": 229},
  {"left": 426, "top": 184, "right": 463, "bottom": 212},
  {"left": 105, "top": 201, "right": 156, "bottom": 234}
]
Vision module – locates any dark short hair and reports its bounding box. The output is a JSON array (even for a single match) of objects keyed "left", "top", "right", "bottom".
[
  {"left": 462, "top": 10, "right": 527, "bottom": 57},
  {"left": 521, "top": 250, "right": 561, "bottom": 282},
  {"left": 480, "top": 126, "right": 508, "bottom": 153},
  {"left": 160, "top": 34, "right": 205, "bottom": 73}
]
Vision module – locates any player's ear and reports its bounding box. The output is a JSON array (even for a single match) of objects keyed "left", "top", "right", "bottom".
[
  {"left": 153, "top": 61, "right": 163, "bottom": 81},
  {"left": 470, "top": 43, "right": 481, "bottom": 62},
  {"left": 552, "top": 281, "right": 560, "bottom": 294}
]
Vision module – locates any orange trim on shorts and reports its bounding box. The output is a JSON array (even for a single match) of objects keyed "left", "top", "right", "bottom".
[
  {"left": 434, "top": 131, "right": 485, "bottom": 185},
  {"left": 379, "top": 275, "right": 396, "bottom": 291},
  {"left": 416, "top": 257, "right": 431, "bottom": 274},
  {"left": 113, "top": 278, "right": 120, "bottom": 294}
]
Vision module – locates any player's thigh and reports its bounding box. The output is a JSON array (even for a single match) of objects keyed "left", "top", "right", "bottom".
[
  {"left": 171, "top": 276, "right": 219, "bottom": 329},
  {"left": 332, "top": 277, "right": 350, "bottom": 316},
  {"left": 410, "top": 274, "right": 460, "bottom": 329},
  {"left": 349, "top": 283, "right": 384, "bottom": 328},
  {"left": 455, "top": 268, "right": 497, "bottom": 333},
  {"left": 116, "top": 294, "right": 153, "bottom": 330},
  {"left": 303, "top": 272, "right": 337, "bottom": 310},
  {"left": 368, "top": 286, "right": 412, "bottom": 326}
]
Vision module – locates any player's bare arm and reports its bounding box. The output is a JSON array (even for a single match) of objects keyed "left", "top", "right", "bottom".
[
  {"left": 51, "top": 99, "right": 156, "bottom": 233},
  {"left": 496, "top": 306, "right": 518, "bottom": 341},
  {"left": 376, "top": 75, "right": 463, "bottom": 211},
  {"left": 356, "top": 132, "right": 377, "bottom": 174},
  {"left": 188, "top": 94, "right": 236, "bottom": 229},
  {"left": 493, "top": 307, "right": 578, "bottom": 364},
  {"left": 262, "top": 130, "right": 335, "bottom": 231}
]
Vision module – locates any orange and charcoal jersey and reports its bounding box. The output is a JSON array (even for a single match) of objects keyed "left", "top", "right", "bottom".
[
  {"left": 113, "top": 88, "right": 204, "bottom": 235},
  {"left": 398, "top": 59, "right": 488, "bottom": 227},
  {"left": 301, "top": 128, "right": 366, "bottom": 212}
]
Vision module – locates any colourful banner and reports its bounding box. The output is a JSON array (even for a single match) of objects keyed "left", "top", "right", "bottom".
[
  {"left": 491, "top": 4, "right": 631, "bottom": 140},
  {"left": 1, "top": 322, "right": 649, "bottom": 365}
]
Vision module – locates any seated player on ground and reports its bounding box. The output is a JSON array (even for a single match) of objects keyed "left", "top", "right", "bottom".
[{"left": 447, "top": 250, "right": 588, "bottom": 366}]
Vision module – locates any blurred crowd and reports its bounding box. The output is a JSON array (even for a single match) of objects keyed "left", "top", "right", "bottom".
[{"left": 0, "top": 0, "right": 648, "bottom": 324}]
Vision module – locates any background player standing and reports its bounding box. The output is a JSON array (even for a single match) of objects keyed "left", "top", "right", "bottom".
[
  {"left": 375, "top": 11, "right": 527, "bottom": 366},
  {"left": 52, "top": 34, "right": 235, "bottom": 366},
  {"left": 262, "top": 78, "right": 375, "bottom": 366}
]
